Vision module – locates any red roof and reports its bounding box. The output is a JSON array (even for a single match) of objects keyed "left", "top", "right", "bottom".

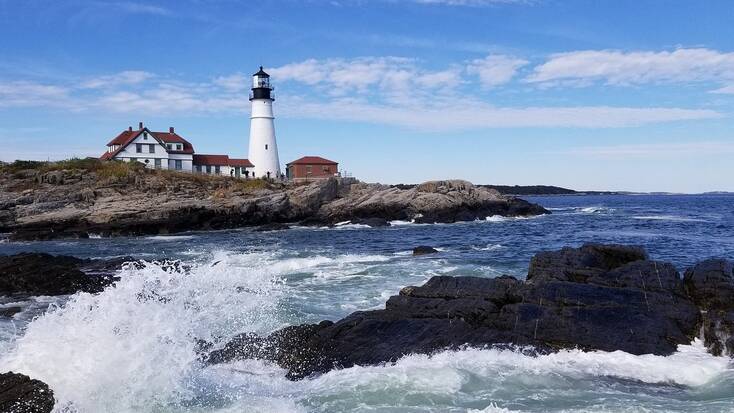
[
  {"left": 106, "top": 130, "right": 138, "bottom": 146},
  {"left": 287, "top": 156, "right": 338, "bottom": 166},
  {"left": 101, "top": 127, "right": 196, "bottom": 160},
  {"left": 193, "top": 154, "right": 230, "bottom": 166},
  {"left": 102, "top": 129, "right": 143, "bottom": 160},
  {"left": 151, "top": 132, "right": 195, "bottom": 154},
  {"left": 229, "top": 158, "right": 254, "bottom": 167}
]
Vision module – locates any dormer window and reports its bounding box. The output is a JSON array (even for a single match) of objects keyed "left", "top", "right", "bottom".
[
  {"left": 176, "top": 144, "right": 182, "bottom": 150},
  {"left": 167, "top": 144, "right": 172, "bottom": 150}
]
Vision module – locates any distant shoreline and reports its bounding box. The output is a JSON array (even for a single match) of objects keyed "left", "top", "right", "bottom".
[{"left": 392, "top": 184, "right": 733, "bottom": 197}]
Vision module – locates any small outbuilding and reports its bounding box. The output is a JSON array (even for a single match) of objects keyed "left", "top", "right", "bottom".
[{"left": 286, "top": 156, "right": 338, "bottom": 181}]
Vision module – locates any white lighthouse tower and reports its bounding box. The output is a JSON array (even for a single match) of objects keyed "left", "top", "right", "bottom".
[{"left": 248, "top": 66, "right": 281, "bottom": 179}]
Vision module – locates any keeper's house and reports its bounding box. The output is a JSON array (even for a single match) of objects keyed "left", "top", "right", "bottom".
[
  {"left": 286, "top": 156, "right": 339, "bottom": 181},
  {"left": 100, "top": 122, "right": 254, "bottom": 177}
]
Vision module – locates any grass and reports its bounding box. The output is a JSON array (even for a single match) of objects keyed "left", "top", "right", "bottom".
[{"left": 1, "top": 158, "right": 284, "bottom": 190}]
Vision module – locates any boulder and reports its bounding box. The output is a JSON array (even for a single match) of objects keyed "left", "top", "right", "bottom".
[
  {"left": 412, "top": 246, "right": 439, "bottom": 256},
  {"left": 208, "top": 244, "right": 703, "bottom": 380},
  {"left": 255, "top": 222, "right": 291, "bottom": 232},
  {"left": 0, "top": 253, "right": 125, "bottom": 296},
  {"left": 0, "top": 372, "right": 54, "bottom": 413},
  {"left": 684, "top": 259, "right": 734, "bottom": 355}
]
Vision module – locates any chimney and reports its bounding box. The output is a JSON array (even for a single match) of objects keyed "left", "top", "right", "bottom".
[
  {"left": 169, "top": 127, "right": 174, "bottom": 133},
  {"left": 139, "top": 121, "right": 143, "bottom": 130},
  {"left": 128, "top": 126, "right": 132, "bottom": 131}
]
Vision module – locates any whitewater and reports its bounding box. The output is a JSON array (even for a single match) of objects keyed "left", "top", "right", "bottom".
[{"left": 1, "top": 194, "right": 733, "bottom": 412}]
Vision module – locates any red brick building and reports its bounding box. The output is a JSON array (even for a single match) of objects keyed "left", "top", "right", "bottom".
[{"left": 286, "top": 156, "right": 338, "bottom": 181}]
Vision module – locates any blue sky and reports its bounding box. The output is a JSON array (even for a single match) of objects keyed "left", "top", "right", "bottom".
[{"left": 1, "top": 0, "right": 733, "bottom": 192}]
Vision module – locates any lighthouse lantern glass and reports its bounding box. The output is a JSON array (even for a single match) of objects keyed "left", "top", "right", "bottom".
[{"left": 253, "top": 75, "right": 270, "bottom": 89}]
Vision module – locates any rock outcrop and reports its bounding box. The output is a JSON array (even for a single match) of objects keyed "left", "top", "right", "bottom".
[
  {"left": 0, "top": 372, "right": 54, "bottom": 413},
  {"left": 0, "top": 253, "right": 125, "bottom": 296},
  {"left": 206, "top": 244, "right": 729, "bottom": 380},
  {"left": 684, "top": 259, "right": 734, "bottom": 355},
  {"left": 412, "top": 246, "right": 439, "bottom": 256},
  {"left": 0, "top": 166, "right": 548, "bottom": 240}
]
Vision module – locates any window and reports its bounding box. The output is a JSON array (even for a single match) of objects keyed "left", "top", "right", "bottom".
[
  {"left": 306, "top": 165, "right": 312, "bottom": 174},
  {"left": 322, "top": 165, "right": 329, "bottom": 172},
  {"left": 265, "top": 144, "right": 268, "bottom": 150},
  {"left": 143, "top": 132, "right": 148, "bottom": 140},
  {"left": 149, "top": 144, "right": 155, "bottom": 153},
  {"left": 176, "top": 144, "right": 182, "bottom": 150},
  {"left": 215, "top": 166, "right": 221, "bottom": 175},
  {"left": 195, "top": 165, "right": 202, "bottom": 173},
  {"left": 167, "top": 144, "right": 172, "bottom": 150},
  {"left": 154, "top": 158, "right": 161, "bottom": 169},
  {"left": 136, "top": 143, "right": 143, "bottom": 153},
  {"left": 175, "top": 160, "right": 182, "bottom": 170},
  {"left": 206, "top": 165, "right": 211, "bottom": 174}
]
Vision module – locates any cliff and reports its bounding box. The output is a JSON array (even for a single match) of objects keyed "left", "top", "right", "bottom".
[{"left": 0, "top": 160, "right": 548, "bottom": 240}]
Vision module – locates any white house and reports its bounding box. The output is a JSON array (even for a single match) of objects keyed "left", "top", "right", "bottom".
[
  {"left": 100, "top": 122, "right": 254, "bottom": 177},
  {"left": 193, "top": 154, "right": 254, "bottom": 178}
]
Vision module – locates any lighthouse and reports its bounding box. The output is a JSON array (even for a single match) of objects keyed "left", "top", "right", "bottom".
[{"left": 248, "top": 66, "right": 281, "bottom": 179}]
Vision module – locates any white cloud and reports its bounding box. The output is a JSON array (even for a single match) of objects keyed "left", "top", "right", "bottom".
[
  {"left": 527, "top": 48, "right": 734, "bottom": 87},
  {"left": 81, "top": 71, "right": 155, "bottom": 89},
  {"left": 0, "top": 81, "right": 72, "bottom": 108},
  {"left": 212, "top": 73, "right": 249, "bottom": 92},
  {"left": 278, "top": 96, "right": 720, "bottom": 131},
  {"left": 0, "top": 54, "right": 725, "bottom": 130},
  {"left": 711, "top": 84, "right": 734, "bottom": 94},
  {"left": 270, "top": 57, "right": 420, "bottom": 94},
  {"left": 467, "top": 55, "right": 528, "bottom": 88},
  {"left": 565, "top": 141, "right": 734, "bottom": 159},
  {"left": 105, "top": 2, "right": 171, "bottom": 16}
]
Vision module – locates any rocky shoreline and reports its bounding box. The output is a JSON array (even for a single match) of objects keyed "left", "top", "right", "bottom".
[
  {"left": 205, "top": 244, "right": 734, "bottom": 380},
  {"left": 0, "top": 244, "right": 732, "bottom": 409},
  {"left": 0, "top": 164, "right": 548, "bottom": 240}
]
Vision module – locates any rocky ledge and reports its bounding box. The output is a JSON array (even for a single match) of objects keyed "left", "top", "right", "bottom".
[
  {"left": 206, "top": 244, "right": 734, "bottom": 380},
  {"left": 0, "top": 165, "right": 547, "bottom": 240},
  {"left": 0, "top": 253, "right": 126, "bottom": 297},
  {"left": 0, "top": 372, "right": 54, "bottom": 413}
]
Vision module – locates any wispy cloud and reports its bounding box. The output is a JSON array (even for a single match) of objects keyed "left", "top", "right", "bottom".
[
  {"left": 0, "top": 53, "right": 725, "bottom": 130},
  {"left": 711, "top": 84, "right": 734, "bottom": 95},
  {"left": 102, "top": 1, "right": 171, "bottom": 16},
  {"left": 467, "top": 55, "right": 528, "bottom": 88},
  {"left": 278, "top": 97, "right": 720, "bottom": 130},
  {"left": 80, "top": 71, "right": 155, "bottom": 89},
  {"left": 0, "top": 81, "right": 73, "bottom": 108},
  {"left": 527, "top": 48, "right": 734, "bottom": 89},
  {"left": 565, "top": 141, "right": 734, "bottom": 159}
]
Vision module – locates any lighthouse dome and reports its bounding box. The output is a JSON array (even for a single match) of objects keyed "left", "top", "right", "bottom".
[{"left": 253, "top": 66, "right": 270, "bottom": 78}]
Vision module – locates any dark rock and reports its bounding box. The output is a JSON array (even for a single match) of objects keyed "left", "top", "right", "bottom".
[
  {"left": 0, "top": 253, "right": 125, "bottom": 296},
  {"left": 350, "top": 217, "right": 391, "bottom": 227},
  {"left": 255, "top": 222, "right": 291, "bottom": 232},
  {"left": 412, "top": 246, "right": 439, "bottom": 256},
  {"left": 684, "top": 259, "right": 734, "bottom": 355},
  {"left": 0, "top": 306, "right": 22, "bottom": 318},
  {"left": 527, "top": 244, "right": 648, "bottom": 284},
  {"left": 208, "top": 244, "right": 704, "bottom": 380},
  {"left": 0, "top": 372, "right": 54, "bottom": 413}
]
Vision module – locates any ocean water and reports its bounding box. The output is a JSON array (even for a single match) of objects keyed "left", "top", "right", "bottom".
[{"left": 0, "top": 194, "right": 733, "bottom": 412}]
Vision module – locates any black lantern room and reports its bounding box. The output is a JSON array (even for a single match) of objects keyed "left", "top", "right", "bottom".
[{"left": 250, "top": 66, "right": 273, "bottom": 101}]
